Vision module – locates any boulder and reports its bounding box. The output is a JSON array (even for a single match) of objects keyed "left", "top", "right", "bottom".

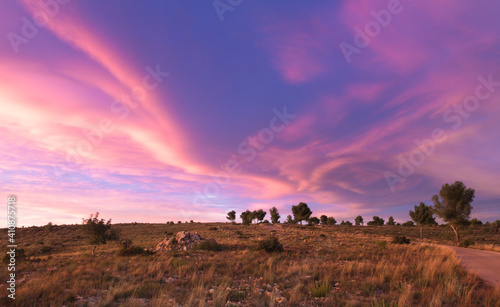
[{"left": 155, "top": 231, "right": 205, "bottom": 251}]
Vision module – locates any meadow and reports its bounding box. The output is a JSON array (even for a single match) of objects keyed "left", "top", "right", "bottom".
[{"left": 1, "top": 222, "right": 499, "bottom": 306}]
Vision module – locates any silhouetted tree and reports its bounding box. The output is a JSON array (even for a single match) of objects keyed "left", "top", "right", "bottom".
[
  {"left": 309, "top": 217, "right": 320, "bottom": 225},
  {"left": 432, "top": 181, "right": 475, "bottom": 246},
  {"left": 340, "top": 220, "right": 352, "bottom": 226},
  {"left": 292, "top": 202, "right": 312, "bottom": 225},
  {"left": 226, "top": 210, "right": 236, "bottom": 223},
  {"left": 327, "top": 217, "right": 337, "bottom": 225},
  {"left": 82, "top": 212, "right": 119, "bottom": 256},
  {"left": 355, "top": 215, "right": 364, "bottom": 226},
  {"left": 387, "top": 216, "right": 396, "bottom": 226},
  {"left": 270, "top": 207, "right": 281, "bottom": 224},
  {"left": 470, "top": 218, "right": 483, "bottom": 226},
  {"left": 409, "top": 202, "right": 437, "bottom": 239},
  {"left": 320, "top": 215, "right": 328, "bottom": 225},
  {"left": 255, "top": 209, "right": 267, "bottom": 223},
  {"left": 367, "top": 216, "right": 385, "bottom": 226},
  {"left": 240, "top": 210, "right": 253, "bottom": 226},
  {"left": 286, "top": 214, "right": 295, "bottom": 224}
]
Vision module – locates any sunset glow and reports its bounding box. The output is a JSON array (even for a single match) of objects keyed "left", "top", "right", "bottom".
[{"left": 1, "top": 0, "right": 499, "bottom": 226}]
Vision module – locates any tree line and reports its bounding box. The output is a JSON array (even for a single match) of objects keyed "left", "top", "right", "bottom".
[{"left": 227, "top": 181, "right": 494, "bottom": 246}]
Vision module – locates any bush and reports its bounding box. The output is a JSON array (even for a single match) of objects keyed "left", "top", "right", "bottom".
[
  {"left": 257, "top": 237, "right": 284, "bottom": 253},
  {"left": 45, "top": 222, "right": 54, "bottom": 232},
  {"left": 392, "top": 236, "right": 411, "bottom": 244},
  {"left": 376, "top": 240, "right": 387, "bottom": 249},
  {"left": 192, "top": 239, "right": 223, "bottom": 251},
  {"left": 459, "top": 239, "right": 475, "bottom": 248},
  {"left": 208, "top": 226, "right": 218, "bottom": 231},
  {"left": 117, "top": 245, "right": 146, "bottom": 256}
]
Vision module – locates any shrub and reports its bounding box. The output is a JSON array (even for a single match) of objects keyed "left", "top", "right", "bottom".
[
  {"left": 117, "top": 245, "right": 146, "bottom": 256},
  {"left": 192, "top": 239, "right": 223, "bottom": 251},
  {"left": 377, "top": 240, "right": 387, "bottom": 249},
  {"left": 459, "top": 239, "right": 475, "bottom": 248},
  {"left": 392, "top": 236, "right": 411, "bottom": 244},
  {"left": 310, "top": 281, "right": 332, "bottom": 297},
  {"left": 45, "top": 222, "right": 54, "bottom": 232},
  {"left": 257, "top": 237, "right": 284, "bottom": 253},
  {"left": 208, "top": 226, "right": 218, "bottom": 231},
  {"left": 116, "top": 239, "right": 150, "bottom": 256}
]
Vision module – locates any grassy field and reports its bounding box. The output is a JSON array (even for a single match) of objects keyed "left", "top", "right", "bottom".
[{"left": 1, "top": 222, "right": 499, "bottom": 306}]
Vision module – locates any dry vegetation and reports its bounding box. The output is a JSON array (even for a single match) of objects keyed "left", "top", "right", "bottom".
[{"left": 1, "top": 222, "right": 499, "bottom": 306}]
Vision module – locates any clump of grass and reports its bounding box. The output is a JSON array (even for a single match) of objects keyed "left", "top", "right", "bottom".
[
  {"left": 459, "top": 239, "right": 475, "bottom": 248},
  {"left": 392, "top": 236, "right": 411, "bottom": 244},
  {"left": 310, "top": 281, "right": 332, "bottom": 297},
  {"left": 192, "top": 239, "right": 223, "bottom": 251},
  {"left": 257, "top": 236, "right": 284, "bottom": 253}
]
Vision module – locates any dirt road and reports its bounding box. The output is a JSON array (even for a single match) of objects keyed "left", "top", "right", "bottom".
[{"left": 448, "top": 246, "right": 500, "bottom": 287}]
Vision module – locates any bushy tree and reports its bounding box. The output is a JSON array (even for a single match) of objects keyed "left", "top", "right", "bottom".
[
  {"left": 327, "top": 217, "right": 337, "bottom": 225},
  {"left": 470, "top": 218, "right": 483, "bottom": 226},
  {"left": 292, "top": 202, "right": 312, "bottom": 225},
  {"left": 255, "top": 209, "right": 267, "bottom": 223},
  {"left": 387, "top": 216, "right": 396, "bottom": 226},
  {"left": 409, "top": 202, "right": 437, "bottom": 239},
  {"left": 340, "top": 220, "right": 352, "bottom": 226},
  {"left": 355, "top": 215, "right": 364, "bottom": 226},
  {"left": 320, "top": 215, "right": 328, "bottom": 225},
  {"left": 286, "top": 215, "right": 295, "bottom": 224},
  {"left": 309, "top": 217, "right": 320, "bottom": 225},
  {"left": 240, "top": 210, "right": 253, "bottom": 226},
  {"left": 270, "top": 207, "right": 281, "bottom": 224},
  {"left": 226, "top": 210, "right": 236, "bottom": 223},
  {"left": 367, "top": 216, "right": 385, "bottom": 226},
  {"left": 402, "top": 221, "right": 415, "bottom": 227},
  {"left": 82, "top": 212, "right": 119, "bottom": 256},
  {"left": 432, "top": 181, "right": 475, "bottom": 246}
]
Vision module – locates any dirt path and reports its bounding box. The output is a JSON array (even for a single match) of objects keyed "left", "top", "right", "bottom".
[{"left": 447, "top": 246, "right": 500, "bottom": 287}]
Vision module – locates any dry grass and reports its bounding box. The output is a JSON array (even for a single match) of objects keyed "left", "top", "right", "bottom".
[{"left": 0, "top": 223, "right": 499, "bottom": 306}]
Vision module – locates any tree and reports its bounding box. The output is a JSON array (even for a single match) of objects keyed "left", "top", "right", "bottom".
[
  {"left": 355, "top": 215, "right": 364, "bottom": 226},
  {"left": 270, "top": 207, "right": 281, "bottom": 224},
  {"left": 82, "top": 212, "right": 119, "bottom": 256},
  {"left": 432, "top": 181, "right": 475, "bottom": 246},
  {"left": 309, "top": 217, "right": 320, "bottom": 225},
  {"left": 409, "top": 202, "right": 437, "bottom": 239},
  {"left": 286, "top": 215, "right": 295, "bottom": 224},
  {"left": 292, "top": 202, "right": 312, "bottom": 225},
  {"left": 367, "top": 216, "right": 384, "bottom": 226},
  {"left": 320, "top": 215, "right": 328, "bottom": 225},
  {"left": 402, "top": 221, "right": 415, "bottom": 227},
  {"left": 226, "top": 210, "right": 236, "bottom": 223},
  {"left": 327, "top": 217, "right": 337, "bottom": 225},
  {"left": 255, "top": 209, "right": 267, "bottom": 223},
  {"left": 387, "top": 216, "right": 396, "bottom": 226},
  {"left": 251, "top": 210, "right": 258, "bottom": 224},
  {"left": 470, "top": 218, "right": 483, "bottom": 226},
  {"left": 240, "top": 210, "right": 253, "bottom": 226}
]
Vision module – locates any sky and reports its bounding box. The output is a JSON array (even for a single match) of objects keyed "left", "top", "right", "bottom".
[{"left": 1, "top": 0, "right": 499, "bottom": 227}]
